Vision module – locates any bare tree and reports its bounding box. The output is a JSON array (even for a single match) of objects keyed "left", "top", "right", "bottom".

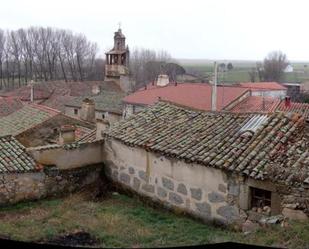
[{"left": 262, "top": 51, "right": 289, "bottom": 82}]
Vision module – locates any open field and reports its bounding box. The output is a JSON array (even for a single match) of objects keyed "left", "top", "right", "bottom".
[
  {"left": 178, "top": 59, "right": 309, "bottom": 83},
  {"left": 0, "top": 188, "right": 308, "bottom": 248}
]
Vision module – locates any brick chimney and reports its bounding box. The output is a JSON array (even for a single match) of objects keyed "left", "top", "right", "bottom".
[
  {"left": 59, "top": 125, "right": 76, "bottom": 144},
  {"left": 80, "top": 98, "right": 95, "bottom": 123},
  {"left": 285, "top": 96, "right": 291, "bottom": 108}
]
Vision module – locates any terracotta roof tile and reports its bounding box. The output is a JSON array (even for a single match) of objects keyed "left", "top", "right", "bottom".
[
  {"left": 277, "top": 101, "right": 309, "bottom": 120},
  {"left": 0, "top": 104, "right": 60, "bottom": 136},
  {"left": 239, "top": 82, "right": 287, "bottom": 91},
  {"left": 105, "top": 101, "right": 309, "bottom": 187},
  {"left": 228, "top": 96, "right": 280, "bottom": 113},
  {"left": 0, "top": 97, "right": 23, "bottom": 117},
  {"left": 123, "top": 83, "right": 248, "bottom": 111},
  {"left": 0, "top": 135, "right": 37, "bottom": 173}
]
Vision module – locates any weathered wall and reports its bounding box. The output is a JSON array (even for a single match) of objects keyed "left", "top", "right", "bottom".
[
  {"left": 251, "top": 90, "right": 287, "bottom": 98},
  {"left": 28, "top": 141, "right": 104, "bottom": 170},
  {"left": 123, "top": 104, "right": 145, "bottom": 118},
  {"left": 103, "top": 139, "right": 240, "bottom": 224},
  {"left": 17, "top": 114, "right": 95, "bottom": 147},
  {"left": 103, "top": 138, "right": 309, "bottom": 223},
  {"left": 65, "top": 106, "right": 121, "bottom": 125},
  {"left": 0, "top": 164, "right": 102, "bottom": 206}
]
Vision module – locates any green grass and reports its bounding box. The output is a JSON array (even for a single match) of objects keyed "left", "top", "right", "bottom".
[
  {"left": 182, "top": 62, "right": 309, "bottom": 83},
  {"left": 0, "top": 190, "right": 308, "bottom": 248}
]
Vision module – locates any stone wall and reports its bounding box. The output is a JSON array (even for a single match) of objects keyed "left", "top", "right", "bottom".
[
  {"left": 0, "top": 164, "right": 102, "bottom": 206},
  {"left": 103, "top": 139, "right": 240, "bottom": 224},
  {"left": 103, "top": 138, "right": 309, "bottom": 223}
]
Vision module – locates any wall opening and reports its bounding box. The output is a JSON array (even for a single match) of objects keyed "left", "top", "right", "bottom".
[{"left": 250, "top": 187, "right": 271, "bottom": 209}]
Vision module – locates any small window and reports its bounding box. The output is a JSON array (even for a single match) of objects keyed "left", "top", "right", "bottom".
[
  {"left": 250, "top": 187, "right": 271, "bottom": 209},
  {"left": 102, "top": 114, "right": 105, "bottom": 119},
  {"left": 74, "top": 109, "right": 78, "bottom": 115}
]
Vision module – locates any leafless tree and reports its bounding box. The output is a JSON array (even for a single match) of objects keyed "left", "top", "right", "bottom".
[{"left": 262, "top": 51, "right": 289, "bottom": 82}]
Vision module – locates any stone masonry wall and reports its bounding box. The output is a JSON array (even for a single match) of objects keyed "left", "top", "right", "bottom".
[
  {"left": 0, "top": 164, "right": 102, "bottom": 206},
  {"left": 103, "top": 139, "right": 241, "bottom": 224}
]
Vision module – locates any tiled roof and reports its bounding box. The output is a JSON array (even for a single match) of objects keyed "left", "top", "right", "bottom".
[
  {"left": 226, "top": 95, "right": 309, "bottom": 120},
  {"left": 123, "top": 83, "right": 249, "bottom": 111},
  {"left": 0, "top": 135, "right": 37, "bottom": 173},
  {"left": 65, "top": 91, "right": 125, "bottom": 114},
  {"left": 1, "top": 81, "right": 122, "bottom": 104},
  {"left": 75, "top": 126, "right": 94, "bottom": 140},
  {"left": 227, "top": 96, "right": 280, "bottom": 113},
  {"left": 277, "top": 101, "right": 309, "bottom": 120},
  {"left": 239, "top": 82, "right": 287, "bottom": 91},
  {"left": 0, "top": 97, "right": 23, "bottom": 117},
  {"left": 0, "top": 104, "right": 60, "bottom": 136},
  {"left": 106, "top": 101, "right": 309, "bottom": 187},
  {"left": 77, "top": 129, "right": 97, "bottom": 143}
]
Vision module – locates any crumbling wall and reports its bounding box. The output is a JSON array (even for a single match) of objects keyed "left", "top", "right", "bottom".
[
  {"left": 28, "top": 141, "right": 104, "bottom": 170},
  {"left": 16, "top": 114, "right": 95, "bottom": 147},
  {"left": 103, "top": 139, "right": 241, "bottom": 225},
  {"left": 0, "top": 164, "right": 102, "bottom": 206}
]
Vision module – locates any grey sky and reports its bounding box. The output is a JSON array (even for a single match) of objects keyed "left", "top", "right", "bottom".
[{"left": 1, "top": 0, "right": 308, "bottom": 61}]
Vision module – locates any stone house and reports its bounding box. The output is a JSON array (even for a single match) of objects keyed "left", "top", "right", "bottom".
[
  {"left": 103, "top": 101, "right": 309, "bottom": 224},
  {"left": 0, "top": 103, "right": 95, "bottom": 147},
  {"left": 64, "top": 91, "right": 125, "bottom": 125}
]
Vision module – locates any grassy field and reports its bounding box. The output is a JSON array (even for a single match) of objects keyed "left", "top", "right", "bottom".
[
  {"left": 0, "top": 189, "right": 308, "bottom": 248},
  {"left": 179, "top": 60, "right": 309, "bottom": 83}
]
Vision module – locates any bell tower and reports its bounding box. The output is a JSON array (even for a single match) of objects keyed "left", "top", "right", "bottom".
[{"left": 105, "top": 26, "right": 131, "bottom": 92}]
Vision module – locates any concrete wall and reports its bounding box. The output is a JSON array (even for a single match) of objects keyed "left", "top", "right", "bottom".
[
  {"left": 103, "top": 139, "right": 240, "bottom": 224},
  {"left": 0, "top": 164, "right": 102, "bottom": 206},
  {"left": 251, "top": 90, "right": 287, "bottom": 98},
  {"left": 28, "top": 142, "right": 104, "bottom": 170}
]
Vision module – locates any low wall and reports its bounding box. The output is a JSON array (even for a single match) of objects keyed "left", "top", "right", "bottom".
[
  {"left": 103, "top": 139, "right": 240, "bottom": 224},
  {"left": 28, "top": 141, "right": 104, "bottom": 170},
  {"left": 0, "top": 164, "right": 102, "bottom": 206}
]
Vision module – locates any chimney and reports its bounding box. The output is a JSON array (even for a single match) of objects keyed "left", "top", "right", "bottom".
[
  {"left": 156, "top": 74, "right": 169, "bottom": 87},
  {"left": 59, "top": 125, "right": 76, "bottom": 145},
  {"left": 80, "top": 98, "right": 95, "bottom": 123},
  {"left": 96, "top": 118, "right": 110, "bottom": 140},
  {"left": 175, "top": 81, "right": 178, "bottom": 86},
  {"left": 211, "top": 62, "right": 218, "bottom": 111},
  {"left": 92, "top": 85, "right": 101, "bottom": 95},
  {"left": 285, "top": 96, "right": 291, "bottom": 108}
]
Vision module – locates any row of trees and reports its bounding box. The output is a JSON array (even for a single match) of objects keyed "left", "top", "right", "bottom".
[{"left": 0, "top": 27, "right": 102, "bottom": 90}]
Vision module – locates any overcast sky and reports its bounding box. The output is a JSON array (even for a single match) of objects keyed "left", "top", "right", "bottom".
[{"left": 1, "top": 0, "right": 308, "bottom": 61}]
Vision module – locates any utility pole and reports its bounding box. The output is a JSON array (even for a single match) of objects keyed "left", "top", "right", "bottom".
[{"left": 211, "top": 61, "right": 218, "bottom": 111}]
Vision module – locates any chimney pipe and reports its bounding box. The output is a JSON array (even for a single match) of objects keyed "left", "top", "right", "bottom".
[
  {"left": 211, "top": 62, "right": 218, "bottom": 111},
  {"left": 30, "top": 80, "right": 34, "bottom": 102},
  {"left": 285, "top": 96, "right": 291, "bottom": 108},
  {"left": 80, "top": 98, "right": 95, "bottom": 123},
  {"left": 59, "top": 125, "right": 76, "bottom": 145}
]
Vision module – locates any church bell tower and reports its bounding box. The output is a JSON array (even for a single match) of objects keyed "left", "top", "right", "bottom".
[{"left": 105, "top": 27, "right": 131, "bottom": 92}]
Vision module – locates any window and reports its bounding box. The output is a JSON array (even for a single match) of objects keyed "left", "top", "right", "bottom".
[
  {"left": 250, "top": 187, "right": 271, "bottom": 209},
  {"left": 74, "top": 109, "right": 78, "bottom": 115},
  {"left": 102, "top": 114, "right": 105, "bottom": 119}
]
